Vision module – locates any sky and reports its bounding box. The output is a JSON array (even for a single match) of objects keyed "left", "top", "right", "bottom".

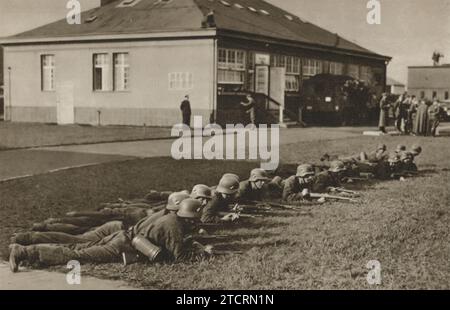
[
  {"left": 269, "top": 0, "right": 450, "bottom": 84},
  {"left": 1, "top": 0, "right": 449, "bottom": 85}
]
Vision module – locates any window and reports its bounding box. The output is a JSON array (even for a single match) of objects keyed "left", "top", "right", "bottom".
[
  {"left": 360, "top": 66, "right": 372, "bottom": 82},
  {"left": 271, "top": 55, "right": 301, "bottom": 91},
  {"left": 329, "top": 62, "right": 344, "bottom": 75},
  {"left": 218, "top": 48, "right": 246, "bottom": 84},
  {"left": 93, "top": 54, "right": 111, "bottom": 91},
  {"left": 41, "top": 55, "right": 55, "bottom": 91},
  {"left": 347, "top": 64, "right": 360, "bottom": 79},
  {"left": 420, "top": 91, "right": 425, "bottom": 99},
  {"left": 303, "top": 59, "right": 322, "bottom": 77},
  {"left": 285, "top": 75, "right": 300, "bottom": 92},
  {"left": 432, "top": 91, "right": 437, "bottom": 99},
  {"left": 445, "top": 91, "right": 449, "bottom": 100},
  {"left": 169, "top": 72, "right": 193, "bottom": 90},
  {"left": 113, "top": 53, "right": 130, "bottom": 91}
]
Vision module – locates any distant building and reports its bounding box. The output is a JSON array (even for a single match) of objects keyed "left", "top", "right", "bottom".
[
  {"left": 386, "top": 77, "right": 405, "bottom": 95},
  {"left": 408, "top": 64, "right": 450, "bottom": 101},
  {"left": 1, "top": 0, "right": 390, "bottom": 126}
]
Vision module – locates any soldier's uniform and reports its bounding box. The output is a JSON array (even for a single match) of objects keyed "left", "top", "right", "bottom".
[
  {"left": 312, "top": 161, "right": 346, "bottom": 192},
  {"left": 201, "top": 192, "right": 233, "bottom": 223},
  {"left": 9, "top": 199, "right": 204, "bottom": 271},
  {"left": 31, "top": 205, "right": 158, "bottom": 235},
  {"left": 282, "top": 165, "right": 315, "bottom": 202},
  {"left": 236, "top": 168, "right": 273, "bottom": 203},
  {"left": 16, "top": 193, "right": 190, "bottom": 246},
  {"left": 13, "top": 221, "right": 125, "bottom": 246},
  {"left": 201, "top": 176, "right": 239, "bottom": 223}
]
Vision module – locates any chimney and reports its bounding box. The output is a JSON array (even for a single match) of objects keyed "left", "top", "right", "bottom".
[{"left": 202, "top": 10, "right": 216, "bottom": 28}]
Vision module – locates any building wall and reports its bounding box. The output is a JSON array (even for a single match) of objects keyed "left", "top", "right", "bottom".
[
  {"left": 408, "top": 67, "right": 450, "bottom": 100},
  {"left": 3, "top": 39, "right": 215, "bottom": 126},
  {"left": 388, "top": 84, "right": 406, "bottom": 95}
]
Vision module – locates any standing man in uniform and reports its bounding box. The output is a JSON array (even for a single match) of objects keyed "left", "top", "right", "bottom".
[
  {"left": 378, "top": 93, "right": 390, "bottom": 134},
  {"left": 240, "top": 94, "right": 256, "bottom": 128},
  {"left": 180, "top": 95, "right": 192, "bottom": 127}
]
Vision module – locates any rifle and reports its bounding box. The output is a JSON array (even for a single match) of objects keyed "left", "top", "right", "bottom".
[
  {"left": 329, "top": 187, "right": 360, "bottom": 196},
  {"left": 309, "top": 193, "right": 358, "bottom": 203}
]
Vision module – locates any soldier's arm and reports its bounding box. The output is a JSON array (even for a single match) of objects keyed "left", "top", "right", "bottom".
[
  {"left": 282, "top": 177, "right": 305, "bottom": 202},
  {"left": 200, "top": 200, "right": 223, "bottom": 224}
]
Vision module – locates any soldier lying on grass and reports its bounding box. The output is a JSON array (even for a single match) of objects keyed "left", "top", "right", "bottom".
[{"left": 9, "top": 199, "right": 212, "bottom": 272}]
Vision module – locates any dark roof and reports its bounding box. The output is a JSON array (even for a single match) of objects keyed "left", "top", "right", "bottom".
[{"left": 6, "top": 0, "right": 389, "bottom": 60}]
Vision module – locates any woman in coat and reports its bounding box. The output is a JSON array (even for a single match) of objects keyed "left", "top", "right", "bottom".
[{"left": 413, "top": 100, "right": 430, "bottom": 136}]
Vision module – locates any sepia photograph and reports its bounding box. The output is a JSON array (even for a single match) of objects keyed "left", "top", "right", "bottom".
[{"left": 0, "top": 0, "right": 449, "bottom": 303}]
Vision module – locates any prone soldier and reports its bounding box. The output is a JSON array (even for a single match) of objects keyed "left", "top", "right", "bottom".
[
  {"left": 201, "top": 175, "right": 241, "bottom": 223},
  {"left": 9, "top": 199, "right": 209, "bottom": 272}
]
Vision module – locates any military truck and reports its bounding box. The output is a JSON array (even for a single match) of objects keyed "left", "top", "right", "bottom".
[{"left": 300, "top": 74, "right": 374, "bottom": 126}]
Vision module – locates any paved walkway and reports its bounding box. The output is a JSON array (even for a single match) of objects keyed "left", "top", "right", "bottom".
[
  {"left": 0, "top": 149, "right": 132, "bottom": 182},
  {"left": 37, "top": 127, "right": 363, "bottom": 158},
  {"left": 0, "top": 263, "right": 137, "bottom": 290}
]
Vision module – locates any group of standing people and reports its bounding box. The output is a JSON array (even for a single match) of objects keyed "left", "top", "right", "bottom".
[{"left": 379, "top": 92, "right": 443, "bottom": 136}]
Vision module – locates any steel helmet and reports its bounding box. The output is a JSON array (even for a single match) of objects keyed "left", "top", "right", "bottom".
[
  {"left": 216, "top": 176, "right": 240, "bottom": 195},
  {"left": 166, "top": 192, "right": 190, "bottom": 211},
  {"left": 249, "top": 168, "right": 270, "bottom": 182},
  {"left": 191, "top": 184, "right": 213, "bottom": 199},
  {"left": 329, "top": 161, "right": 346, "bottom": 173},
  {"left": 222, "top": 173, "right": 240, "bottom": 182},
  {"left": 177, "top": 198, "right": 202, "bottom": 219},
  {"left": 296, "top": 164, "right": 315, "bottom": 177},
  {"left": 396, "top": 145, "right": 406, "bottom": 153},
  {"left": 411, "top": 144, "right": 422, "bottom": 156}
]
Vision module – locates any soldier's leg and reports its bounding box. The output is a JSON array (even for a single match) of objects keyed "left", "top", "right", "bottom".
[
  {"left": 32, "top": 222, "right": 91, "bottom": 234},
  {"left": 43, "top": 216, "right": 110, "bottom": 228},
  {"left": 9, "top": 231, "right": 136, "bottom": 271},
  {"left": 78, "top": 221, "right": 125, "bottom": 242},
  {"left": 12, "top": 231, "right": 93, "bottom": 245}
]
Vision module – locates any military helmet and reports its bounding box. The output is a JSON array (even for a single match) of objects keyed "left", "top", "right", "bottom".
[
  {"left": 329, "top": 161, "right": 346, "bottom": 173},
  {"left": 177, "top": 198, "right": 202, "bottom": 219},
  {"left": 216, "top": 176, "right": 240, "bottom": 194},
  {"left": 166, "top": 192, "right": 191, "bottom": 211},
  {"left": 377, "top": 144, "right": 387, "bottom": 152},
  {"left": 249, "top": 168, "right": 270, "bottom": 182},
  {"left": 191, "top": 184, "right": 213, "bottom": 199},
  {"left": 296, "top": 164, "right": 315, "bottom": 177},
  {"left": 222, "top": 173, "right": 240, "bottom": 182},
  {"left": 396, "top": 145, "right": 406, "bottom": 153},
  {"left": 411, "top": 144, "right": 422, "bottom": 156}
]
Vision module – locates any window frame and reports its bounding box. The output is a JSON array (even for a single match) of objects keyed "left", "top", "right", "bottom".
[
  {"left": 41, "top": 54, "right": 56, "bottom": 92},
  {"left": 217, "top": 48, "right": 246, "bottom": 85},
  {"left": 93, "top": 53, "right": 112, "bottom": 92},
  {"left": 113, "top": 52, "right": 130, "bottom": 92}
]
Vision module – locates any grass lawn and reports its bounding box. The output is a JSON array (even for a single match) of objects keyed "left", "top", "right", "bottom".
[
  {"left": 0, "top": 122, "right": 171, "bottom": 150},
  {"left": 0, "top": 135, "right": 449, "bottom": 289}
]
